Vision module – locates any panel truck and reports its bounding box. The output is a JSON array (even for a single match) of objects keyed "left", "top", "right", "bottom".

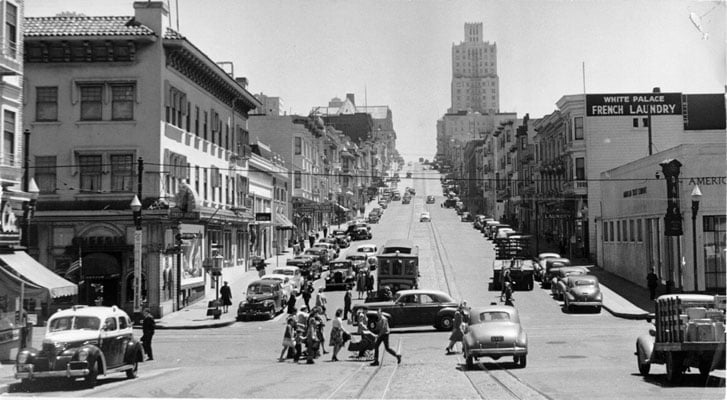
[
  {"left": 492, "top": 235, "right": 535, "bottom": 291},
  {"left": 635, "top": 294, "right": 725, "bottom": 383}
]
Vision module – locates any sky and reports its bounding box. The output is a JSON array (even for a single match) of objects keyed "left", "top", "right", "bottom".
[{"left": 25, "top": 0, "right": 725, "bottom": 162}]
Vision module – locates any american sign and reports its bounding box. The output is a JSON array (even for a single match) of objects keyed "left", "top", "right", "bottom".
[{"left": 586, "top": 93, "right": 682, "bottom": 117}]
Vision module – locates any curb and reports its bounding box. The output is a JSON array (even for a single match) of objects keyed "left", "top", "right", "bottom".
[
  {"left": 155, "top": 319, "right": 237, "bottom": 330},
  {"left": 0, "top": 382, "right": 8, "bottom": 395},
  {"left": 602, "top": 305, "right": 651, "bottom": 320}
]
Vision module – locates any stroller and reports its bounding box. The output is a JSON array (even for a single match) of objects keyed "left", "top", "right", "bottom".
[{"left": 348, "top": 331, "right": 376, "bottom": 360}]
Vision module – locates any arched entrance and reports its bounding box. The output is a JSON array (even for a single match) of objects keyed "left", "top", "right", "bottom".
[{"left": 82, "top": 252, "right": 122, "bottom": 306}]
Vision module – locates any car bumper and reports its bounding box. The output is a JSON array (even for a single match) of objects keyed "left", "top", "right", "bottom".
[
  {"left": 15, "top": 362, "right": 90, "bottom": 379},
  {"left": 569, "top": 301, "right": 602, "bottom": 307},
  {"left": 467, "top": 346, "right": 527, "bottom": 358}
]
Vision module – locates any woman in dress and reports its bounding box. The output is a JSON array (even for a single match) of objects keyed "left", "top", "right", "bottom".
[
  {"left": 445, "top": 310, "right": 464, "bottom": 354},
  {"left": 329, "top": 308, "right": 345, "bottom": 361},
  {"left": 279, "top": 317, "right": 297, "bottom": 362}
]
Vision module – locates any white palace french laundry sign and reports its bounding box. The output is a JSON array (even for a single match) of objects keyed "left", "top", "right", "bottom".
[{"left": 586, "top": 93, "right": 683, "bottom": 116}]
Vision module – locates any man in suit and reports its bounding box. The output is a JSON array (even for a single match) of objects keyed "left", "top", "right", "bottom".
[
  {"left": 370, "top": 309, "right": 402, "bottom": 366},
  {"left": 141, "top": 309, "right": 156, "bottom": 361}
]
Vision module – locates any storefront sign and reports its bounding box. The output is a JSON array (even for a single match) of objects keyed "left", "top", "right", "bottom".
[
  {"left": 687, "top": 176, "right": 726, "bottom": 186},
  {"left": 255, "top": 213, "right": 271, "bottom": 222},
  {"left": 586, "top": 93, "right": 682, "bottom": 116}
]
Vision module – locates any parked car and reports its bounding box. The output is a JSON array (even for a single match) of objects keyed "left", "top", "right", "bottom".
[
  {"left": 304, "top": 248, "right": 330, "bottom": 266},
  {"left": 260, "top": 273, "right": 297, "bottom": 301},
  {"left": 368, "top": 214, "right": 380, "bottom": 224},
  {"left": 563, "top": 275, "right": 602, "bottom": 313},
  {"left": 550, "top": 266, "right": 590, "bottom": 300},
  {"left": 535, "top": 252, "right": 561, "bottom": 281},
  {"left": 271, "top": 266, "right": 304, "bottom": 293},
  {"left": 331, "top": 229, "right": 351, "bottom": 248},
  {"left": 325, "top": 260, "right": 356, "bottom": 290},
  {"left": 237, "top": 279, "right": 286, "bottom": 320},
  {"left": 462, "top": 305, "right": 528, "bottom": 369},
  {"left": 541, "top": 258, "right": 572, "bottom": 288},
  {"left": 461, "top": 212, "right": 474, "bottom": 222},
  {"left": 489, "top": 224, "right": 512, "bottom": 240},
  {"left": 15, "top": 306, "right": 144, "bottom": 388},
  {"left": 482, "top": 220, "right": 501, "bottom": 235},
  {"left": 420, "top": 212, "right": 431, "bottom": 222},
  {"left": 350, "top": 289, "right": 459, "bottom": 331},
  {"left": 426, "top": 195, "right": 436, "bottom": 204},
  {"left": 402, "top": 196, "right": 411, "bottom": 204},
  {"left": 286, "top": 255, "right": 322, "bottom": 280},
  {"left": 313, "top": 241, "right": 339, "bottom": 258}
]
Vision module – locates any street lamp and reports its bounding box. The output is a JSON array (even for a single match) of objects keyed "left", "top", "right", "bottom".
[
  {"left": 130, "top": 195, "right": 142, "bottom": 322},
  {"left": 691, "top": 185, "right": 702, "bottom": 292},
  {"left": 22, "top": 178, "right": 40, "bottom": 248}
]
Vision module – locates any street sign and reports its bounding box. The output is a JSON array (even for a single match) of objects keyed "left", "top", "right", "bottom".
[{"left": 255, "top": 212, "right": 272, "bottom": 221}]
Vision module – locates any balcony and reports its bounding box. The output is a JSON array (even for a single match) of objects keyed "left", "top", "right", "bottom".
[
  {"left": 563, "top": 180, "right": 588, "bottom": 196},
  {"left": 0, "top": 43, "right": 21, "bottom": 76}
]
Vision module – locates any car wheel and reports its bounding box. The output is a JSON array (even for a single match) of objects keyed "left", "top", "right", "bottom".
[
  {"left": 126, "top": 358, "right": 139, "bottom": 379},
  {"left": 85, "top": 360, "right": 99, "bottom": 387},
  {"left": 636, "top": 346, "right": 650, "bottom": 376},
  {"left": 267, "top": 307, "right": 276, "bottom": 320},
  {"left": 564, "top": 298, "right": 571, "bottom": 312},
  {"left": 438, "top": 315, "right": 454, "bottom": 331},
  {"left": 519, "top": 355, "right": 527, "bottom": 368},
  {"left": 466, "top": 354, "right": 474, "bottom": 370}
]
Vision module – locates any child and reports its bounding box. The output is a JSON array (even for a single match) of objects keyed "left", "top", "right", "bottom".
[{"left": 279, "top": 317, "right": 297, "bottom": 362}]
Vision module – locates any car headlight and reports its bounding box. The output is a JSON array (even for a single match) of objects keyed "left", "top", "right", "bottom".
[
  {"left": 595, "top": 293, "right": 603, "bottom": 301},
  {"left": 17, "top": 351, "right": 29, "bottom": 364},
  {"left": 77, "top": 348, "right": 89, "bottom": 362}
]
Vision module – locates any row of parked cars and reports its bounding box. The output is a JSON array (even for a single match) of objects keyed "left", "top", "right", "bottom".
[{"left": 536, "top": 252, "right": 603, "bottom": 313}]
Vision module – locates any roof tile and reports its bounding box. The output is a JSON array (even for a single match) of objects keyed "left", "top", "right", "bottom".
[{"left": 24, "top": 16, "right": 155, "bottom": 37}]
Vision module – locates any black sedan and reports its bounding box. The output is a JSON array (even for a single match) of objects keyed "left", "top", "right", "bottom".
[{"left": 350, "top": 289, "right": 459, "bottom": 331}]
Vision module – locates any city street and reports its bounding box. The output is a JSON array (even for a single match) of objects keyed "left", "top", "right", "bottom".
[{"left": 5, "top": 164, "right": 723, "bottom": 399}]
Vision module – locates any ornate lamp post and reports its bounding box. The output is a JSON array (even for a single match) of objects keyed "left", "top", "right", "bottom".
[
  {"left": 130, "top": 195, "right": 142, "bottom": 322},
  {"left": 691, "top": 185, "right": 702, "bottom": 292}
]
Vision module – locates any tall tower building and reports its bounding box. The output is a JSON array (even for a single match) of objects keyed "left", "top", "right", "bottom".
[{"left": 450, "top": 22, "right": 499, "bottom": 114}]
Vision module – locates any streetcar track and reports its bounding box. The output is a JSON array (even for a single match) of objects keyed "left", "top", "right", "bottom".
[
  {"left": 325, "top": 363, "right": 367, "bottom": 399},
  {"left": 351, "top": 338, "right": 403, "bottom": 399}
]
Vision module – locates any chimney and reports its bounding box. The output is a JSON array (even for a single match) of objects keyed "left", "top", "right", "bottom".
[
  {"left": 236, "top": 77, "right": 248, "bottom": 88},
  {"left": 653, "top": 87, "right": 661, "bottom": 93},
  {"left": 133, "top": 1, "right": 169, "bottom": 36},
  {"left": 346, "top": 93, "right": 355, "bottom": 105}
]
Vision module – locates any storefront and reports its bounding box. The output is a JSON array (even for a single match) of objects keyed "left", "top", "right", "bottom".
[{"left": 600, "top": 143, "right": 726, "bottom": 293}]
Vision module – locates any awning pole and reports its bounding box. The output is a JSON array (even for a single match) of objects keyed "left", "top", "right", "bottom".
[{"left": 19, "top": 281, "right": 24, "bottom": 323}]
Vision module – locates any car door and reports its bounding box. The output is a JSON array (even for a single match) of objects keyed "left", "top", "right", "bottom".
[
  {"left": 100, "top": 316, "right": 122, "bottom": 367},
  {"left": 418, "top": 294, "right": 443, "bottom": 324},
  {"left": 117, "top": 315, "right": 133, "bottom": 366},
  {"left": 392, "top": 294, "right": 418, "bottom": 326}
]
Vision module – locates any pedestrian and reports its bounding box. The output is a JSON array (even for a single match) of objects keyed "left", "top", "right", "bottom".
[
  {"left": 357, "top": 311, "right": 375, "bottom": 359},
  {"left": 293, "top": 239, "right": 301, "bottom": 256},
  {"left": 370, "top": 309, "right": 401, "bottom": 366},
  {"left": 500, "top": 269, "right": 513, "bottom": 301},
  {"left": 323, "top": 222, "right": 329, "bottom": 238},
  {"left": 308, "top": 230, "right": 315, "bottom": 249},
  {"left": 357, "top": 271, "right": 367, "bottom": 299},
  {"left": 304, "top": 311, "right": 320, "bottom": 364},
  {"left": 287, "top": 291, "right": 298, "bottom": 314},
  {"left": 302, "top": 281, "right": 313, "bottom": 311},
  {"left": 315, "top": 287, "right": 329, "bottom": 321},
  {"left": 220, "top": 281, "right": 232, "bottom": 313},
  {"left": 343, "top": 288, "right": 352, "bottom": 320},
  {"left": 445, "top": 309, "right": 464, "bottom": 354},
  {"left": 295, "top": 307, "right": 309, "bottom": 332},
  {"left": 313, "top": 307, "right": 329, "bottom": 355},
  {"left": 279, "top": 317, "right": 297, "bottom": 362},
  {"left": 141, "top": 308, "right": 155, "bottom": 361},
  {"left": 329, "top": 308, "right": 346, "bottom": 362},
  {"left": 366, "top": 272, "right": 374, "bottom": 296},
  {"left": 256, "top": 258, "right": 267, "bottom": 278},
  {"left": 647, "top": 268, "right": 659, "bottom": 300}
]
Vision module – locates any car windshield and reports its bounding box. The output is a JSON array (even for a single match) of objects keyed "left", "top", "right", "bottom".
[
  {"left": 359, "top": 247, "right": 374, "bottom": 253},
  {"left": 574, "top": 279, "right": 596, "bottom": 287},
  {"left": 348, "top": 255, "right": 366, "bottom": 260},
  {"left": 248, "top": 284, "right": 273, "bottom": 294},
  {"left": 49, "top": 316, "right": 101, "bottom": 332},
  {"left": 273, "top": 269, "right": 293, "bottom": 276},
  {"left": 477, "top": 311, "right": 511, "bottom": 322}
]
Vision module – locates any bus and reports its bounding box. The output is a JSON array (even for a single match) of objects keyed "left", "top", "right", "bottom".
[{"left": 376, "top": 239, "right": 419, "bottom": 293}]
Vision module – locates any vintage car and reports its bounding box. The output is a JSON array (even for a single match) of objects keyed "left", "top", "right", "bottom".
[
  {"left": 541, "top": 258, "right": 572, "bottom": 288},
  {"left": 350, "top": 289, "right": 459, "bottom": 331},
  {"left": 350, "top": 227, "right": 372, "bottom": 241},
  {"left": 303, "top": 248, "right": 330, "bottom": 266},
  {"left": 260, "top": 273, "right": 297, "bottom": 300},
  {"left": 461, "top": 212, "right": 474, "bottom": 222},
  {"left": 285, "top": 255, "right": 322, "bottom": 280},
  {"left": 15, "top": 306, "right": 144, "bottom": 388},
  {"left": 563, "top": 275, "right": 602, "bottom": 313},
  {"left": 325, "top": 260, "right": 357, "bottom": 290},
  {"left": 355, "top": 244, "right": 378, "bottom": 261},
  {"left": 271, "top": 266, "right": 303, "bottom": 293},
  {"left": 426, "top": 195, "right": 436, "bottom": 204},
  {"left": 535, "top": 252, "right": 561, "bottom": 281},
  {"left": 378, "top": 201, "right": 388, "bottom": 209},
  {"left": 481, "top": 220, "right": 501, "bottom": 235},
  {"left": 402, "top": 196, "right": 411, "bottom": 204},
  {"left": 368, "top": 214, "right": 380, "bottom": 224},
  {"left": 331, "top": 229, "right": 350, "bottom": 248},
  {"left": 462, "top": 305, "right": 528, "bottom": 369},
  {"left": 237, "top": 279, "right": 286, "bottom": 320},
  {"left": 313, "top": 241, "right": 339, "bottom": 259},
  {"left": 420, "top": 212, "right": 431, "bottom": 222},
  {"left": 550, "top": 266, "right": 589, "bottom": 300},
  {"left": 473, "top": 215, "right": 490, "bottom": 230}
]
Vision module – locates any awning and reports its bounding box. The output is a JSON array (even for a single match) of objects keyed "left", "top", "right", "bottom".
[
  {"left": 0, "top": 264, "right": 46, "bottom": 298},
  {"left": 275, "top": 213, "right": 294, "bottom": 230},
  {"left": 81, "top": 253, "right": 121, "bottom": 280},
  {"left": 0, "top": 251, "right": 78, "bottom": 299}
]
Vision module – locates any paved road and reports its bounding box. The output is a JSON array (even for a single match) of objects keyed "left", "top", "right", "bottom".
[{"left": 5, "top": 164, "right": 724, "bottom": 398}]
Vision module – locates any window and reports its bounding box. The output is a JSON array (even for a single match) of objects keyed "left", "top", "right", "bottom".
[
  {"left": 202, "top": 168, "right": 208, "bottom": 199},
  {"left": 609, "top": 221, "right": 614, "bottom": 242},
  {"left": 642, "top": 118, "right": 649, "bottom": 128},
  {"left": 194, "top": 106, "right": 200, "bottom": 136},
  {"left": 186, "top": 102, "right": 191, "bottom": 132},
  {"left": 80, "top": 85, "right": 103, "bottom": 120},
  {"left": 195, "top": 166, "right": 200, "bottom": 194},
  {"left": 294, "top": 137, "right": 302, "bottom": 155},
  {"left": 3, "top": 110, "right": 14, "bottom": 164},
  {"left": 79, "top": 155, "right": 102, "bottom": 191},
  {"left": 629, "top": 219, "right": 635, "bottom": 242},
  {"left": 575, "top": 157, "right": 585, "bottom": 180},
  {"left": 574, "top": 117, "right": 583, "bottom": 140},
  {"left": 622, "top": 220, "right": 628, "bottom": 242},
  {"left": 5, "top": 3, "right": 17, "bottom": 58},
  {"left": 637, "top": 219, "right": 643, "bottom": 242},
  {"left": 617, "top": 221, "right": 621, "bottom": 241},
  {"left": 703, "top": 215, "right": 726, "bottom": 290},
  {"left": 103, "top": 317, "right": 117, "bottom": 331},
  {"left": 35, "top": 156, "right": 57, "bottom": 193},
  {"left": 111, "top": 84, "right": 134, "bottom": 120},
  {"left": 110, "top": 154, "right": 134, "bottom": 192},
  {"left": 633, "top": 118, "right": 639, "bottom": 128},
  {"left": 36, "top": 87, "right": 58, "bottom": 121},
  {"left": 603, "top": 221, "right": 609, "bottom": 242},
  {"left": 294, "top": 171, "right": 301, "bottom": 189},
  {"left": 203, "top": 111, "right": 208, "bottom": 140}
]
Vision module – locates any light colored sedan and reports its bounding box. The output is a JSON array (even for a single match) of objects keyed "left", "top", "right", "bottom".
[
  {"left": 420, "top": 212, "right": 431, "bottom": 222},
  {"left": 271, "top": 266, "right": 303, "bottom": 293},
  {"left": 563, "top": 275, "right": 603, "bottom": 313},
  {"left": 260, "top": 273, "right": 296, "bottom": 301},
  {"left": 463, "top": 305, "right": 528, "bottom": 369},
  {"left": 550, "top": 266, "right": 589, "bottom": 300},
  {"left": 536, "top": 252, "right": 561, "bottom": 281}
]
